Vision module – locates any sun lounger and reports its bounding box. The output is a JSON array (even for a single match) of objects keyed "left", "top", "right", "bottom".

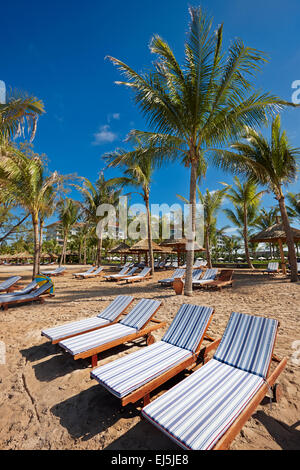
[
  {"left": 104, "top": 266, "right": 131, "bottom": 281},
  {"left": 91, "top": 304, "right": 220, "bottom": 406},
  {"left": 41, "top": 295, "right": 134, "bottom": 343},
  {"left": 74, "top": 266, "right": 104, "bottom": 279},
  {"left": 204, "top": 270, "right": 234, "bottom": 291},
  {"left": 263, "top": 262, "right": 279, "bottom": 275},
  {"left": 158, "top": 269, "right": 185, "bottom": 286},
  {"left": 0, "top": 281, "right": 54, "bottom": 310},
  {"left": 105, "top": 266, "right": 139, "bottom": 281},
  {"left": 0, "top": 279, "right": 38, "bottom": 297},
  {"left": 0, "top": 276, "right": 22, "bottom": 293},
  {"left": 40, "top": 266, "right": 66, "bottom": 277},
  {"left": 72, "top": 266, "right": 96, "bottom": 277},
  {"left": 122, "top": 267, "right": 152, "bottom": 284},
  {"left": 192, "top": 268, "right": 218, "bottom": 287},
  {"left": 142, "top": 311, "right": 287, "bottom": 450},
  {"left": 58, "top": 298, "right": 164, "bottom": 366}
]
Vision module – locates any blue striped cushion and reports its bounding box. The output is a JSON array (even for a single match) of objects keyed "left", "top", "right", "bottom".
[
  {"left": 120, "top": 298, "right": 161, "bottom": 330},
  {"left": 142, "top": 359, "right": 263, "bottom": 450},
  {"left": 162, "top": 304, "right": 214, "bottom": 353},
  {"left": 158, "top": 269, "right": 185, "bottom": 284},
  {"left": 0, "top": 276, "right": 21, "bottom": 291},
  {"left": 201, "top": 268, "right": 218, "bottom": 280},
  {"left": 91, "top": 341, "right": 193, "bottom": 398},
  {"left": 213, "top": 312, "right": 278, "bottom": 378},
  {"left": 59, "top": 323, "right": 135, "bottom": 355},
  {"left": 98, "top": 295, "right": 134, "bottom": 321},
  {"left": 192, "top": 269, "right": 203, "bottom": 280},
  {"left": 42, "top": 317, "right": 110, "bottom": 341},
  {"left": 267, "top": 262, "right": 278, "bottom": 271}
]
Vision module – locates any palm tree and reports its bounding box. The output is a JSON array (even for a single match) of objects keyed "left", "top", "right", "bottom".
[
  {"left": 107, "top": 7, "right": 291, "bottom": 295},
  {"left": 0, "top": 148, "right": 62, "bottom": 278},
  {"left": 104, "top": 144, "right": 156, "bottom": 274},
  {"left": 223, "top": 177, "right": 264, "bottom": 268},
  {"left": 286, "top": 192, "right": 300, "bottom": 222},
  {"left": 77, "top": 174, "right": 122, "bottom": 266},
  {"left": 198, "top": 188, "right": 228, "bottom": 268},
  {"left": 0, "top": 89, "right": 44, "bottom": 145},
  {"left": 216, "top": 115, "right": 299, "bottom": 281},
  {"left": 57, "top": 198, "right": 81, "bottom": 265},
  {"left": 255, "top": 207, "right": 279, "bottom": 258}
]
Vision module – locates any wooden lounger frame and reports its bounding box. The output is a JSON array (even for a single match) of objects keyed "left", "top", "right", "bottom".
[
  {"left": 120, "top": 310, "right": 220, "bottom": 407},
  {"left": 44, "top": 297, "right": 135, "bottom": 344},
  {"left": 204, "top": 270, "right": 234, "bottom": 291},
  {"left": 67, "top": 303, "right": 164, "bottom": 367}
]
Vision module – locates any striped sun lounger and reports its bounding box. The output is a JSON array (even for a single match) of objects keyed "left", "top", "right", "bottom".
[
  {"left": 91, "top": 304, "right": 218, "bottom": 406},
  {"left": 74, "top": 266, "right": 104, "bottom": 278},
  {"left": 158, "top": 269, "right": 185, "bottom": 286},
  {"left": 0, "top": 279, "right": 38, "bottom": 297},
  {"left": 41, "top": 266, "right": 66, "bottom": 276},
  {"left": 122, "top": 267, "right": 152, "bottom": 284},
  {"left": 0, "top": 276, "right": 22, "bottom": 293},
  {"left": 58, "top": 298, "right": 164, "bottom": 366},
  {"left": 73, "top": 266, "right": 95, "bottom": 277},
  {"left": 263, "top": 262, "right": 279, "bottom": 274},
  {"left": 142, "top": 311, "right": 287, "bottom": 450},
  {"left": 41, "top": 295, "right": 134, "bottom": 344},
  {"left": 192, "top": 268, "right": 218, "bottom": 287},
  {"left": 104, "top": 266, "right": 133, "bottom": 281},
  {"left": 0, "top": 281, "right": 54, "bottom": 310}
]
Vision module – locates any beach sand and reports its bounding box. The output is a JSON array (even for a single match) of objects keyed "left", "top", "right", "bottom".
[{"left": 0, "top": 264, "right": 299, "bottom": 450}]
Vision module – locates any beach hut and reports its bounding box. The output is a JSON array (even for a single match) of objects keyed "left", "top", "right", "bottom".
[
  {"left": 250, "top": 221, "right": 300, "bottom": 275},
  {"left": 160, "top": 238, "right": 205, "bottom": 266},
  {"left": 109, "top": 242, "right": 130, "bottom": 265},
  {"left": 129, "top": 239, "right": 163, "bottom": 265}
]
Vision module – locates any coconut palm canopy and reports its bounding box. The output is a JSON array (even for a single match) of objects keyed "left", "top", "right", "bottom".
[
  {"left": 129, "top": 239, "right": 163, "bottom": 252},
  {"left": 250, "top": 222, "right": 300, "bottom": 243}
]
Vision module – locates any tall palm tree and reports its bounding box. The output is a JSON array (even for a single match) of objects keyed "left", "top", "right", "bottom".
[
  {"left": 0, "top": 148, "right": 62, "bottom": 278},
  {"left": 77, "top": 174, "right": 122, "bottom": 266},
  {"left": 107, "top": 7, "right": 291, "bottom": 295},
  {"left": 198, "top": 187, "right": 228, "bottom": 268},
  {"left": 57, "top": 198, "right": 81, "bottom": 266},
  {"left": 223, "top": 177, "right": 264, "bottom": 268},
  {"left": 104, "top": 144, "right": 156, "bottom": 274},
  {"left": 216, "top": 115, "right": 299, "bottom": 281},
  {"left": 286, "top": 192, "right": 300, "bottom": 222}
]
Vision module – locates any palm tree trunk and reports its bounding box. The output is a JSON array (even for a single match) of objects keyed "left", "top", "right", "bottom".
[
  {"left": 83, "top": 236, "right": 87, "bottom": 264},
  {"left": 32, "top": 214, "right": 40, "bottom": 279},
  {"left": 278, "top": 194, "right": 298, "bottom": 282},
  {"left": 243, "top": 205, "right": 254, "bottom": 269},
  {"left": 184, "top": 160, "right": 198, "bottom": 296},
  {"left": 145, "top": 193, "right": 154, "bottom": 274},
  {"left": 38, "top": 219, "right": 44, "bottom": 274},
  {"left": 205, "top": 225, "right": 212, "bottom": 268},
  {"left": 60, "top": 234, "right": 67, "bottom": 266}
]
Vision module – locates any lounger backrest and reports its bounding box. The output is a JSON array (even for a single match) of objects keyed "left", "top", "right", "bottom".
[
  {"left": 98, "top": 295, "right": 134, "bottom": 321},
  {"left": 126, "top": 267, "right": 138, "bottom": 276},
  {"left": 20, "top": 280, "right": 38, "bottom": 294},
  {"left": 268, "top": 262, "right": 278, "bottom": 271},
  {"left": 93, "top": 266, "right": 103, "bottom": 274},
  {"left": 0, "top": 275, "right": 21, "bottom": 289},
  {"left": 213, "top": 312, "right": 278, "bottom": 378},
  {"left": 162, "top": 304, "right": 214, "bottom": 353},
  {"left": 218, "top": 270, "right": 233, "bottom": 281},
  {"left": 138, "top": 267, "right": 151, "bottom": 277},
  {"left": 120, "top": 298, "right": 161, "bottom": 330},
  {"left": 31, "top": 281, "right": 53, "bottom": 297},
  {"left": 192, "top": 269, "right": 203, "bottom": 280},
  {"left": 85, "top": 266, "right": 95, "bottom": 274},
  {"left": 117, "top": 266, "right": 129, "bottom": 276},
  {"left": 298, "top": 262, "right": 300, "bottom": 272},
  {"left": 202, "top": 268, "right": 218, "bottom": 280},
  {"left": 172, "top": 268, "right": 185, "bottom": 279}
]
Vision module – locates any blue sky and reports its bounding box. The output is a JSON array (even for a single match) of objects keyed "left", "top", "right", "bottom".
[{"left": 1, "top": 0, "right": 300, "bottom": 232}]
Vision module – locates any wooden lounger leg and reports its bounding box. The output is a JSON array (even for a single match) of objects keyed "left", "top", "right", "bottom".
[
  {"left": 146, "top": 334, "right": 155, "bottom": 346},
  {"left": 143, "top": 393, "right": 151, "bottom": 407},
  {"left": 91, "top": 354, "right": 98, "bottom": 368}
]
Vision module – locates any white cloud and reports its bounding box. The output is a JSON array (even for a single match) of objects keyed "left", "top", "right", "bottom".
[{"left": 92, "top": 125, "right": 118, "bottom": 145}]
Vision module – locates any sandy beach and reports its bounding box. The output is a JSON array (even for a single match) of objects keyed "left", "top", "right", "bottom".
[{"left": 0, "top": 264, "right": 299, "bottom": 450}]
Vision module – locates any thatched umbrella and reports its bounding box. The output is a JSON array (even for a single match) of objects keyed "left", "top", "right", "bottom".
[
  {"left": 160, "top": 238, "right": 205, "bottom": 266},
  {"left": 109, "top": 242, "right": 130, "bottom": 264},
  {"left": 250, "top": 221, "right": 300, "bottom": 274},
  {"left": 129, "top": 239, "right": 163, "bottom": 265}
]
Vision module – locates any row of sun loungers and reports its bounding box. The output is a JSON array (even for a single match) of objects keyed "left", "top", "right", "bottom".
[
  {"left": 0, "top": 281, "right": 54, "bottom": 310},
  {"left": 40, "top": 295, "right": 286, "bottom": 450}
]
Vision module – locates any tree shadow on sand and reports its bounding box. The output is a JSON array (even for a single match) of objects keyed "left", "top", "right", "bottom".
[{"left": 253, "top": 411, "right": 300, "bottom": 450}]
